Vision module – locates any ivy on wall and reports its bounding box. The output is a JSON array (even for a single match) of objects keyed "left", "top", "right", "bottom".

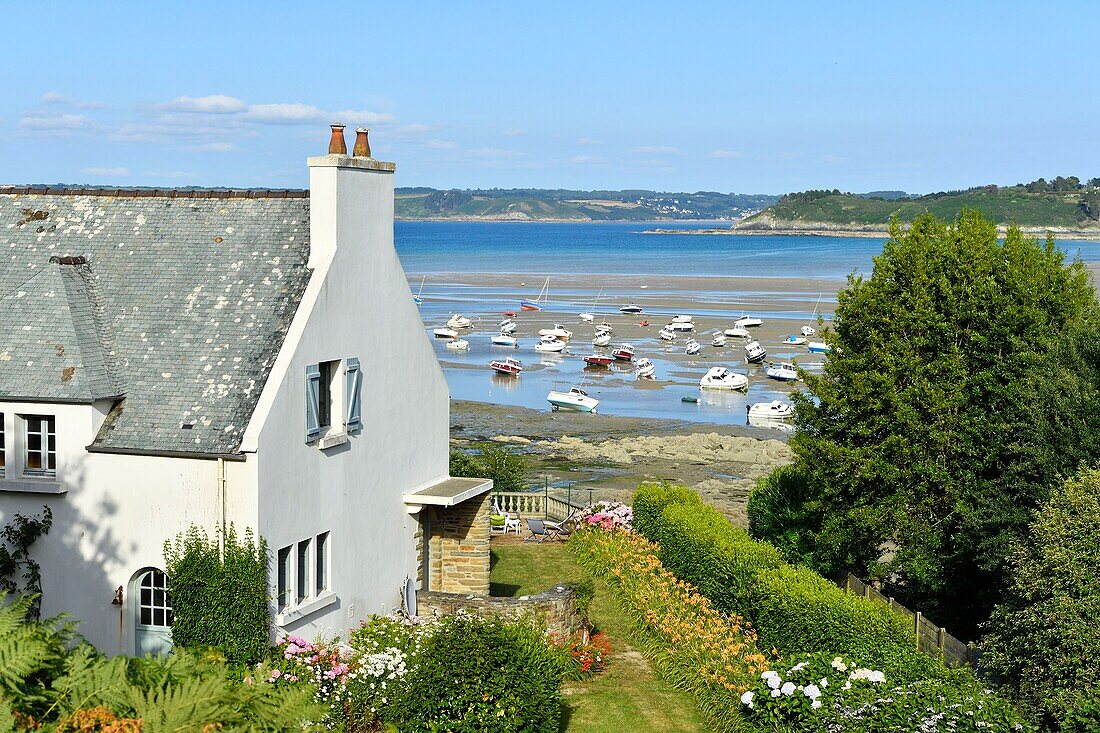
[
  {"left": 0, "top": 505, "right": 53, "bottom": 620},
  {"left": 163, "top": 525, "right": 270, "bottom": 665}
]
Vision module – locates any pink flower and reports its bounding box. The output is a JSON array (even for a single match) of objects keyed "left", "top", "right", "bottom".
[{"left": 269, "top": 669, "right": 282, "bottom": 681}]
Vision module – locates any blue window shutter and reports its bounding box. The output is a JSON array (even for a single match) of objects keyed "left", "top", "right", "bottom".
[
  {"left": 345, "top": 357, "right": 362, "bottom": 431},
  {"left": 306, "top": 363, "right": 321, "bottom": 442}
]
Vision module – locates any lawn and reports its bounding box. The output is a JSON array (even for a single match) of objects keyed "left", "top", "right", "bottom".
[{"left": 490, "top": 540, "right": 711, "bottom": 733}]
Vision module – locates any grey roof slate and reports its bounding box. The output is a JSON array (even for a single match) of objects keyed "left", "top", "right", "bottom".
[{"left": 0, "top": 193, "right": 311, "bottom": 455}]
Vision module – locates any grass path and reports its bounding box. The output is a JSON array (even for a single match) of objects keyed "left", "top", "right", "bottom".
[{"left": 490, "top": 541, "right": 710, "bottom": 733}]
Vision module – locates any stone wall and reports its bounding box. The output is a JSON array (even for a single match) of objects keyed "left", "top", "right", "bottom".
[
  {"left": 421, "top": 492, "right": 490, "bottom": 596},
  {"left": 416, "top": 585, "right": 580, "bottom": 637}
]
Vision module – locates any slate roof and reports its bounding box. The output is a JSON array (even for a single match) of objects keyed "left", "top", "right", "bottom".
[{"left": 0, "top": 191, "right": 312, "bottom": 455}]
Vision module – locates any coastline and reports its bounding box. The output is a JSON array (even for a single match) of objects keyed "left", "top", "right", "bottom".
[
  {"left": 396, "top": 216, "right": 739, "bottom": 224},
  {"left": 644, "top": 224, "right": 1100, "bottom": 241}
]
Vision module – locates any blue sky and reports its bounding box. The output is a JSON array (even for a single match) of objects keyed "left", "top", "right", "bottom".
[{"left": 1, "top": 1, "right": 1096, "bottom": 194}]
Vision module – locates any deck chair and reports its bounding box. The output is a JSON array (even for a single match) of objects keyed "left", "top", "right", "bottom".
[
  {"left": 544, "top": 509, "right": 580, "bottom": 539},
  {"left": 524, "top": 517, "right": 556, "bottom": 543}
]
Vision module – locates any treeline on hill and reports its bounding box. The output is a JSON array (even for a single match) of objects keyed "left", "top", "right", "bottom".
[
  {"left": 394, "top": 187, "right": 778, "bottom": 220},
  {"left": 765, "top": 176, "right": 1100, "bottom": 226}
]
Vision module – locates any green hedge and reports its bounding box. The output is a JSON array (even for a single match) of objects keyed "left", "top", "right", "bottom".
[
  {"left": 633, "top": 483, "right": 943, "bottom": 680},
  {"left": 163, "top": 525, "right": 270, "bottom": 665}
]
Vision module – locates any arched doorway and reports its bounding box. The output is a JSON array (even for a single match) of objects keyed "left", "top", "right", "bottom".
[{"left": 131, "top": 567, "right": 173, "bottom": 656}]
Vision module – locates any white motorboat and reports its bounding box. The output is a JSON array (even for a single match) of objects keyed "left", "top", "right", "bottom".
[
  {"left": 490, "top": 356, "right": 523, "bottom": 375},
  {"left": 800, "top": 325, "right": 817, "bottom": 337},
  {"left": 671, "top": 314, "right": 694, "bottom": 324},
  {"left": 668, "top": 320, "right": 695, "bottom": 332},
  {"left": 620, "top": 303, "right": 644, "bottom": 314},
  {"left": 735, "top": 315, "right": 763, "bottom": 328},
  {"left": 534, "top": 336, "right": 566, "bottom": 353},
  {"left": 765, "top": 362, "right": 799, "bottom": 381},
  {"left": 745, "top": 340, "right": 767, "bottom": 364},
  {"left": 538, "top": 324, "right": 573, "bottom": 340},
  {"left": 593, "top": 332, "right": 612, "bottom": 347},
  {"left": 447, "top": 314, "right": 473, "bottom": 329},
  {"left": 499, "top": 318, "right": 517, "bottom": 334},
  {"left": 635, "top": 358, "right": 655, "bottom": 378},
  {"left": 699, "top": 366, "right": 748, "bottom": 391},
  {"left": 807, "top": 341, "right": 832, "bottom": 355},
  {"left": 547, "top": 386, "right": 599, "bottom": 413},
  {"left": 783, "top": 335, "right": 807, "bottom": 346},
  {"left": 579, "top": 288, "right": 603, "bottom": 322},
  {"left": 596, "top": 321, "right": 614, "bottom": 333},
  {"left": 446, "top": 338, "right": 470, "bottom": 350},
  {"left": 748, "top": 401, "right": 795, "bottom": 420},
  {"left": 685, "top": 339, "right": 701, "bottom": 355},
  {"left": 711, "top": 333, "right": 728, "bottom": 347},
  {"left": 724, "top": 325, "right": 750, "bottom": 338},
  {"left": 491, "top": 334, "right": 518, "bottom": 347},
  {"left": 434, "top": 326, "right": 459, "bottom": 339},
  {"left": 659, "top": 327, "right": 675, "bottom": 341}
]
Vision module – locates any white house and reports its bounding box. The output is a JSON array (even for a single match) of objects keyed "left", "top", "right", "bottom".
[{"left": 0, "top": 126, "right": 491, "bottom": 656}]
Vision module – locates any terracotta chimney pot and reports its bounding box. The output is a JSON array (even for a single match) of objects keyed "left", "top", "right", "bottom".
[
  {"left": 328, "top": 124, "right": 347, "bottom": 155},
  {"left": 353, "top": 127, "right": 371, "bottom": 158}
]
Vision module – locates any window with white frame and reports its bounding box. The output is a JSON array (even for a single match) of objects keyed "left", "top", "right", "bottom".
[
  {"left": 276, "top": 533, "right": 332, "bottom": 613},
  {"left": 22, "top": 415, "right": 55, "bottom": 477}
]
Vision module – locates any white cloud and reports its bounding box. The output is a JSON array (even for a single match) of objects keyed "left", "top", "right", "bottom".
[
  {"left": 569, "top": 155, "right": 608, "bottom": 164},
  {"left": 163, "top": 94, "right": 249, "bottom": 114},
  {"left": 501, "top": 128, "right": 527, "bottom": 137},
  {"left": 81, "top": 166, "right": 129, "bottom": 177},
  {"left": 332, "top": 109, "right": 396, "bottom": 125},
  {"left": 577, "top": 137, "right": 601, "bottom": 146},
  {"left": 426, "top": 139, "right": 459, "bottom": 149},
  {"left": 709, "top": 149, "right": 746, "bottom": 159},
  {"left": 19, "top": 113, "right": 91, "bottom": 132},
  {"left": 192, "top": 141, "right": 237, "bottom": 152},
  {"left": 242, "top": 102, "right": 325, "bottom": 123},
  {"left": 40, "top": 91, "right": 106, "bottom": 109},
  {"left": 630, "top": 145, "right": 680, "bottom": 155},
  {"left": 469, "top": 147, "right": 523, "bottom": 159}
]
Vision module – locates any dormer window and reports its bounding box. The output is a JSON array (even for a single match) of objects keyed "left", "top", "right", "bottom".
[{"left": 23, "top": 415, "right": 56, "bottom": 477}]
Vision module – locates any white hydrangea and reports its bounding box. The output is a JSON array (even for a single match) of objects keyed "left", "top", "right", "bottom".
[
  {"left": 811, "top": 699, "right": 822, "bottom": 709},
  {"left": 804, "top": 684, "right": 821, "bottom": 699},
  {"left": 767, "top": 675, "right": 782, "bottom": 690},
  {"left": 781, "top": 681, "right": 797, "bottom": 696},
  {"left": 830, "top": 656, "right": 848, "bottom": 672},
  {"left": 740, "top": 690, "right": 755, "bottom": 708}
]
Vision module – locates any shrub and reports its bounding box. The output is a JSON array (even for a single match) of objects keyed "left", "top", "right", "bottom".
[
  {"left": 578, "top": 500, "right": 633, "bottom": 530},
  {"left": 450, "top": 446, "right": 527, "bottom": 493},
  {"left": 569, "top": 525, "right": 769, "bottom": 733},
  {"left": 981, "top": 467, "right": 1100, "bottom": 731},
  {"left": 747, "top": 465, "right": 822, "bottom": 567},
  {"left": 0, "top": 506, "right": 53, "bottom": 620},
  {"left": 386, "top": 615, "right": 563, "bottom": 733},
  {"left": 633, "top": 483, "right": 943, "bottom": 681},
  {"left": 740, "top": 653, "right": 1035, "bottom": 732},
  {"left": 163, "top": 525, "right": 270, "bottom": 665}
]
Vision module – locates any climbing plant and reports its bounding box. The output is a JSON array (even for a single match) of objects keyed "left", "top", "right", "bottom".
[
  {"left": 0, "top": 505, "right": 53, "bottom": 620},
  {"left": 163, "top": 525, "right": 270, "bottom": 665}
]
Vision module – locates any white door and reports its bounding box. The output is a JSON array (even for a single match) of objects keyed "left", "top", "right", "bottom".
[{"left": 134, "top": 568, "right": 173, "bottom": 656}]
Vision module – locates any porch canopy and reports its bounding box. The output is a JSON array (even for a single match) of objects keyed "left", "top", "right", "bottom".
[{"left": 402, "top": 476, "right": 493, "bottom": 515}]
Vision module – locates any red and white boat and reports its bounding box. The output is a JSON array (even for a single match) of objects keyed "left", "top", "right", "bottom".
[
  {"left": 584, "top": 354, "right": 614, "bottom": 367},
  {"left": 490, "top": 356, "right": 523, "bottom": 375},
  {"left": 612, "top": 344, "right": 635, "bottom": 361}
]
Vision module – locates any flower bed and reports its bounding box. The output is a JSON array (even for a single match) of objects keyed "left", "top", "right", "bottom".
[
  {"left": 268, "top": 613, "right": 580, "bottom": 732},
  {"left": 568, "top": 525, "right": 769, "bottom": 733},
  {"left": 578, "top": 500, "right": 634, "bottom": 530},
  {"left": 739, "top": 653, "right": 1035, "bottom": 732}
]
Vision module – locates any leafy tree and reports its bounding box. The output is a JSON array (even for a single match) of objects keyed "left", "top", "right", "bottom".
[
  {"left": 449, "top": 446, "right": 527, "bottom": 493},
  {"left": 981, "top": 467, "right": 1100, "bottom": 731},
  {"left": 1079, "top": 191, "right": 1100, "bottom": 222},
  {"left": 1025, "top": 177, "right": 1050, "bottom": 193},
  {"left": 1088, "top": 177, "right": 1100, "bottom": 188},
  {"left": 767, "top": 211, "right": 1100, "bottom": 637}
]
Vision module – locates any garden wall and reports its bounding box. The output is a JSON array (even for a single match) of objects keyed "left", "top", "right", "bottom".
[{"left": 416, "top": 585, "right": 580, "bottom": 637}]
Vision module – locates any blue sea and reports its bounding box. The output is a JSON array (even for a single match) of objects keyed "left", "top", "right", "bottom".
[{"left": 394, "top": 222, "right": 1100, "bottom": 428}]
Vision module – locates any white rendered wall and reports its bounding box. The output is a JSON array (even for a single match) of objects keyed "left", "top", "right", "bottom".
[
  {"left": 0, "top": 400, "right": 259, "bottom": 655},
  {"left": 247, "top": 157, "right": 449, "bottom": 640}
]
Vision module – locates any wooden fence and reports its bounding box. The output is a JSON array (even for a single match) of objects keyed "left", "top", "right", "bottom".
[
  {"left": 492, "top": 491, "right": 589, "bottom": 522},
  {"left": 842, "top": 573, "right": 975, "bottom": 667}
]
